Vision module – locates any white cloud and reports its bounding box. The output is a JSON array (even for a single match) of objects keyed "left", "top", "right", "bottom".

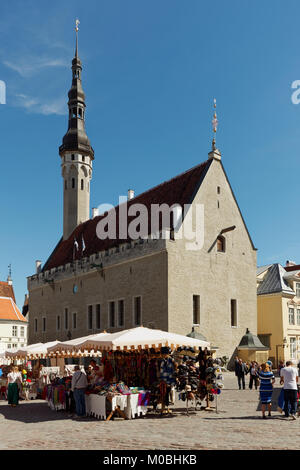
[
  {"left": 3, "top": 56, "right": 68, "bottom": 78},
  {"left": 15, "top": 93, "right": 66, "bottom": 115}
]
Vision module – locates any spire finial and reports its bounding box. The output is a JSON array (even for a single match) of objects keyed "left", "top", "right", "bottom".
[
  {"left": 211, "top": 98, "right": 218, "bottom": 150},
  {"left": 7, "top": 264, "right": 12, "bottom": 284},
  {"left": 75, "top": 19, "right": 80, "bottom": 57}
]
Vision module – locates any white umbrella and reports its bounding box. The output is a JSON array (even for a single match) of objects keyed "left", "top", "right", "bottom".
[{"left": 75, "top": 326, "right": 210, "bottom": 351}]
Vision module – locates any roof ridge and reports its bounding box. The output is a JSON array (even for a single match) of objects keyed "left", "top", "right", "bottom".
[{"left": 76, "top": 159, "right": 210, "bottom": 231}]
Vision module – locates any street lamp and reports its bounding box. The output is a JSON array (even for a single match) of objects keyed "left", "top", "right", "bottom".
[{"left": 276, "top": 337, "right": 287, "bottom": 368}]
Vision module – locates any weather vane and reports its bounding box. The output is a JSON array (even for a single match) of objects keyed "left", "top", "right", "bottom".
[
  {"left": 75, "top": 19, "right": 80, "bottom": 57},
  {"left": 212, "top": 98, "right": 219, "bottom": 150}
]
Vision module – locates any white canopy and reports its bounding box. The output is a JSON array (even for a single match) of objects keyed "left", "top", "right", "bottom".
[
  {"left": 6, "top": 341, "right": 61, "bottom": 358},
  {"left": 46, "top": 333, "right": 109, "bottom": 355},
  {"left": 75, "top": 327, "right": 210, "bottom": 351}
]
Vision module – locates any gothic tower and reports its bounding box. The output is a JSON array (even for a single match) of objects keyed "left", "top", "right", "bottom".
[{"left": 59, "top": 23, "right": 94, "bottom": 240}]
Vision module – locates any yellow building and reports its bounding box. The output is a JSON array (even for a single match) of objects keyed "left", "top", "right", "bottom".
[{"left": 257, "top": 262, "right": 300, "bottom": 367}]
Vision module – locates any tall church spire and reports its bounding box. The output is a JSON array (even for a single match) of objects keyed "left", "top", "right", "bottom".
[
  {"left": 59, "top": 21, "right": 94, "bottom": 240},
  {"left": 59, "top": 20, "right": 94, "bottom": 159}
]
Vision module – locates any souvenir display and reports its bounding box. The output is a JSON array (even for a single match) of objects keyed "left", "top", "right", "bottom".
[{"left": 175, "top": 347, "right": 224, "bottom": 412}]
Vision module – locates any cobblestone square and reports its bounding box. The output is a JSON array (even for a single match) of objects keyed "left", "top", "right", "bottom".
[{"left": 0, "top": 372, "right": 299, "bottom": 450}]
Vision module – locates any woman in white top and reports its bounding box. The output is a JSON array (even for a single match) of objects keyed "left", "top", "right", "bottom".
[{"left": 7, "top": 366, "right": 22, "bottom": 407}]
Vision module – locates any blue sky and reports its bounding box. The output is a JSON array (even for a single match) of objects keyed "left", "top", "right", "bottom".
[{"left": 0, "top": 0, "right": 299, "bottom": 307}]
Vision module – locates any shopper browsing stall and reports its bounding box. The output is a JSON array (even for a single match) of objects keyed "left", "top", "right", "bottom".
[
  {"left": 7, "top": 366, "right": 22, "bottom": 407},
  {"left": 71, "top": 365, "right": 88, "bottom": 418}
]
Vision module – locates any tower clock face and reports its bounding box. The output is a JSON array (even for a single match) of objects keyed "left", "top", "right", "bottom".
[{"left": 73, "top": 285, "right": 78, "bottom": 294}]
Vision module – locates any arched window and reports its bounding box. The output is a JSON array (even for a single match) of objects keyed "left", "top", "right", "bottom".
[
  {"left": 217, "top": 235, "right": 225, "bottom": 253},
  {"left": 72, "top": 178, "right": 75, "bottom": 189},
  {"left": 81, "top": 179, "right": 84, "bottom": 190}
]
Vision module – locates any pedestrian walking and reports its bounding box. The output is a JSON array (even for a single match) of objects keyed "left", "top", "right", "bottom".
[
  {"left": 249, "top": 361, "right": 259, "bottom": 390},
  {"left": 7, "top": 366, "right": 22, "bottom": 407},
  {"left": 280, "top": 361, "right": 299, "bottom": 420},
  {"left": 236, "top": 359, "right": 248, "bottom": 390},
  {"left": 258, "top": 363, "right": 275, "bottom": 418},
  {"left": 266, "top": 360, "right": 273, "bottom": 371},
  {"left": 71, "top": 365, "right": 88, "bottom": 418},
  {"left": 278, "top": 360, "right": 284, "bottom": 376}
]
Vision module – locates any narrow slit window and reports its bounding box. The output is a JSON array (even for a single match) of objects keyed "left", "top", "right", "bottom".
[
  {"left": 118, "top": 300, "right": 124, "bottom": 327},
  {"left": 64, "top": 308, "right": 68, "bottom": 330},
  {"left": 109, "top": 301, "right": 115, "bottom": 328},
  {"left": 231, "top": 299, "right": 237, "bottom": 327},
  {"left": 88, "top": 305, "right": 93, "bottom": 330},
  {"left": 96, "top": 304, "right": 101, "bottom": 329},
  {"left": 134, "top": 297, "right": 142, "bottom": 326},
  {"left": 193, "top": 295, "right": 200, "bottom": 324}
]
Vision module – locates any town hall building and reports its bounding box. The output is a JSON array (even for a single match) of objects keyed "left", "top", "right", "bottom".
[{"left": 27, "top": 30, "right": 258, "bottom": 363}]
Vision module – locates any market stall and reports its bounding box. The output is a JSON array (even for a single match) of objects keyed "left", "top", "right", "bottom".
[
  {"left": 2, "top": 327, "right": 224, "bottom": 420},
  {"left": 69, "top": 327, "right": 216, "bottom": 419}
]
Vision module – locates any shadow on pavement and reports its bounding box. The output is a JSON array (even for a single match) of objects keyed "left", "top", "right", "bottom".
[{"left": 0, "top": 401, "right": 71, "bottom": 423}]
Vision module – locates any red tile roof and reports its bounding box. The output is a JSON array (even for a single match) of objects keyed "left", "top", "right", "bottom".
[
  {"left": 285, "top": 265, "right": 300, "bottom": 272},
  {"left": 0, "top": 282, "right": 16, "bottom": 303},
  {"left": 43, "top": 159, "right": 212, "bottom": 271},
  {"left": 0, "top": 297, "right": 27, "bottom": 322}
]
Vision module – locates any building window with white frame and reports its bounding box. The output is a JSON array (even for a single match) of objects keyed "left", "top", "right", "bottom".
[
  {"left": 297, "top": 309, "right": 300, "bottom": 326},
  {"left": 133, "top": 296, "right": 142, "bottom": 326},
  {"left": 12, "top": 326, "right": 17, "bottom": 337},
  {"left": 296, "top": 283, "right": 300, "bottom": 298},
  {"left": 290, "top": 337, "right": 296, "bottom": 359},
  {"left": 289, "top": 308, "right": 295, "bottom": 325},
  {"left": 20, "top": 326, "right": 24, "bottom": 337}
]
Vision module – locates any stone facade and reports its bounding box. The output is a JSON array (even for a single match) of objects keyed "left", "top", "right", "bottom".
[
  {"left": 28, "top": 153, "right": 257, "bottom": 362},
  {"left": 167, "top": 153, "right": 257, "bottom": 359}
]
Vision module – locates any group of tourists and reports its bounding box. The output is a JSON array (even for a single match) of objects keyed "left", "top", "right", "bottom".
[{"left": 235, "top": 357, "right": 299, "bottom": 419}]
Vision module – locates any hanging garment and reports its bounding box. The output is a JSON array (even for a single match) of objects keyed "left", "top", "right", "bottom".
[{"left": 159, "top": 358, "right": 175, "bottom": 385}]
